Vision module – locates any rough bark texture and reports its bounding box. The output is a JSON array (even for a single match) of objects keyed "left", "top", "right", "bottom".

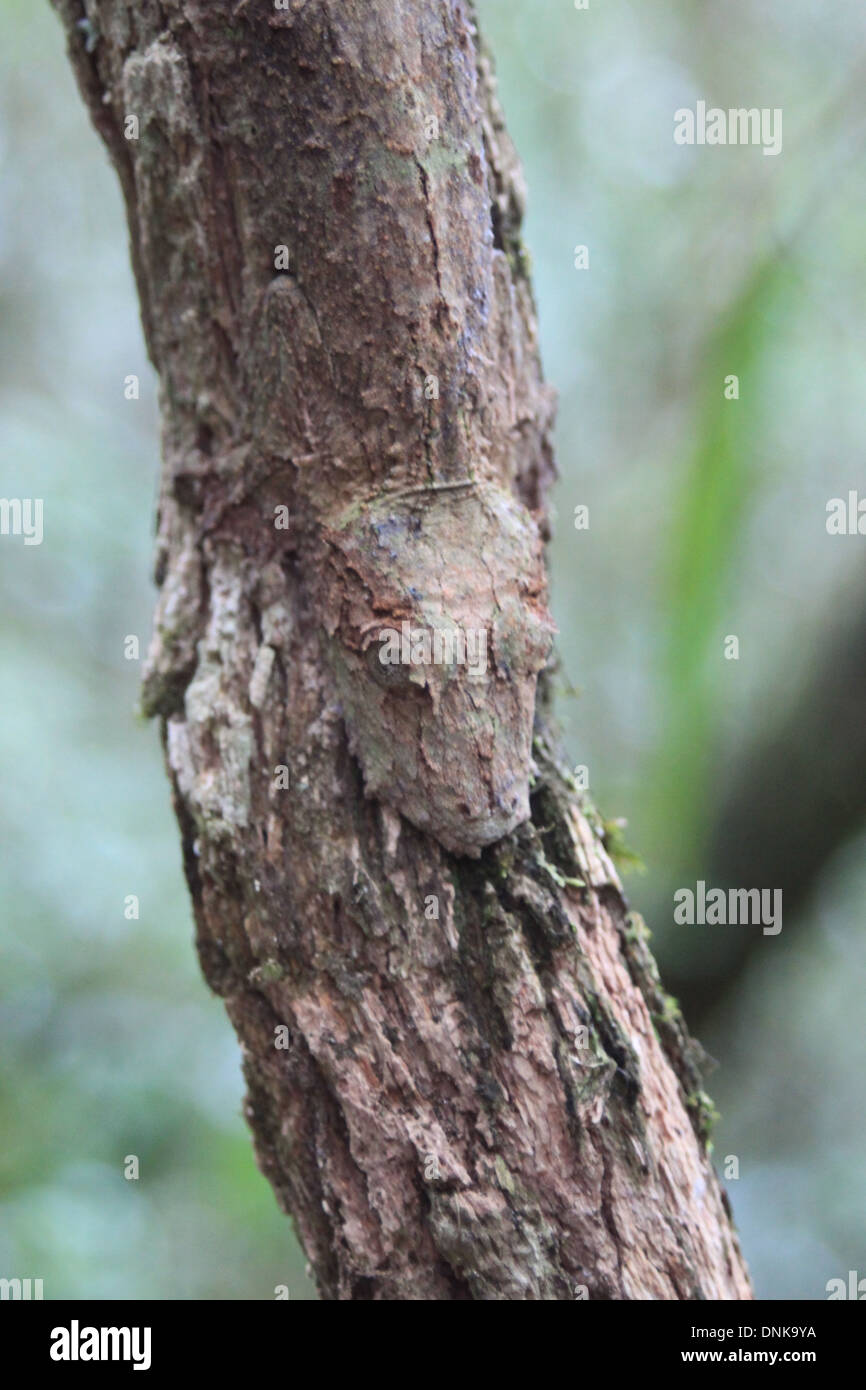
[{"left": 52, "top": 0, "right": 752, "bottom": 1300}]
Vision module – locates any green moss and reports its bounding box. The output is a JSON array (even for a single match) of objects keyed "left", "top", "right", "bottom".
[
  {"left": 652, "top": 991, "right": 682, "bottom": 1027},
  {"left": 506, "top": 238, "right": 532, "bottom": 282},
  {"left": 249, "top": 959, "right": 286, "bottom": 986},
  {"left": 539, "top": 858, "right": 584, "bottom": 891},
  {"left": 601, "top": 817, "right": 646, "bottom": 875},
  {"left": 624, "top": 911, "right": 651, "bottom": 945},
  {"left": 686, "top": 1089, "right": 720, "bottom": 1149},
  {"left": 494, "top": 1155, "right": 515, "bottom": 1193}
]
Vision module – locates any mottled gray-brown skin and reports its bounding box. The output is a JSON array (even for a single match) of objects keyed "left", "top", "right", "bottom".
[
  {"left": 51, "top": 0, "right": 752, "bottom": 1299},
  {"left": 324, "top": 481, "right": 554, "bottom": 854}
]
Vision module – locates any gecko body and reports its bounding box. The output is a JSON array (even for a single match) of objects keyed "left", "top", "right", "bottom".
[{"left": 321, "top": 480, "right": 554, "bottom": 856}]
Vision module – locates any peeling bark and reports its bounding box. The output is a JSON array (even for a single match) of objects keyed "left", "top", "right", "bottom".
[{"left": 52, "top": 0, "right": 752, "bottom": 1300}]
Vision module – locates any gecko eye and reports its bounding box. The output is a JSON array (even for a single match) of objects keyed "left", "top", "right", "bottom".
[{"left": 364, "top": 635, "right": 415, "bottom": 689}]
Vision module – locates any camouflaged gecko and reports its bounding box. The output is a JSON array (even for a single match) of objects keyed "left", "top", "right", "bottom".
[{"left": 321, "top": 479, "right": 555, "bottom": 857}]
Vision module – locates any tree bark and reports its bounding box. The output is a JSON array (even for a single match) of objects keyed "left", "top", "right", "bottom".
[{"left": 52, "top": 0, "right": 752, "bottom": 1300}]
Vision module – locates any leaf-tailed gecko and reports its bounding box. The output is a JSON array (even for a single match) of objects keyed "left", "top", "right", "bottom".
[{"left": 320, "top": 478, "right": 554, "bottom": 856}]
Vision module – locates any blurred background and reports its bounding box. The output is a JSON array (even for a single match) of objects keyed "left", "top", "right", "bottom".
[{"left": 1, "top": 0, "right": 864, "bottom": 1299}]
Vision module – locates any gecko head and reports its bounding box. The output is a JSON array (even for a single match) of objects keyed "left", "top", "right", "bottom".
[{"left": 323, "top": 484, "right": 555, "bottom": 856}]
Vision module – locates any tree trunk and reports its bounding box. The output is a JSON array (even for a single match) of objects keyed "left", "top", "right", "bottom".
[{"left": 52, "top": 0, "right": 752, "bottom": 1300}]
